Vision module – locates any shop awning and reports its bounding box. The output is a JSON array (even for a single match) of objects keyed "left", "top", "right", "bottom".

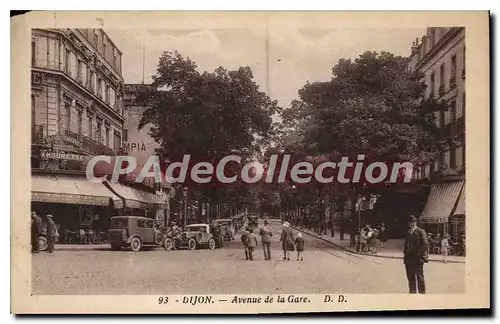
[
  {"left": 419, "top": 181, "right": 464, "bottom": 223},
  {"left": 31, "top": 175, "right": 122, "bottom": 208},
  {"left": 104, "top": 181, "right": 165, "bottom": 210},
  {"left": 453, "top": 186, "right": 466, "bottom": 216}
]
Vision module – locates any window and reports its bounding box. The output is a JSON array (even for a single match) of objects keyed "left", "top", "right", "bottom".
[
  {"left": 114, "top": 48, "right": 118, "bottom": 68},
  {"left": 96, "top": 118, "right": 102, "bottom": 143},
  {"left": 64, "top": 100, "right": 71, "bottom": 132},
  {"left": 65, "top": 49, "right": 70, "bottom": 74},
  {"left": 77, "top": 105, "right": 83, "bottom": 135},
  {"left": 460, "top": 93, "right": 466, "bottom": 118},
  {"left": 439, "top": 63, "right": 445, "bottom": 88},
  {"left": 105, "top": 125, "right": 110, "bottom": 147},
  {"left": 455, "top": 142, "right": 464, "bottom": 171},
  {"left": 97, "top": 78, "right": 102, "bottom": 98},
  {"left": 87, "top": 111, "right": 93, "bottom": 139},
  {"left": 31, "top": 94, "right": 36, "bottom": 133},
  {"left": 463, "top": 45, "right": 466, "bottom": 70},
  {"left": 90, "top": 71, "right": 94, "bottom": 91},
  {"left": 432, "top": 29, "right": 437, "bottom": 46},
  {"left": 441, "top": 150, "right": 451, "bottom": 169},
  {"left": 450, "top": 100, "right": 457, "bottom": 122},
  {"left": 429, "top": 72, "right": 435, "bottom": 97},
  {"left": 105, "top": 84, "right": 110, "bottom": 104},
  {"left": 123, "top": 129, "right": 128, "bottom": 142},
  {"left": 77, "top": 59, "right": 82, "bottom": 83},
  {"left": 114, "top": 132, "right": 121, "bottom": 153},
  {"left": 31, "top": 37, "right": 36, "bottom": 66},
  {"left": 451, "top": 55, "right": 457, "bottom": 78}
]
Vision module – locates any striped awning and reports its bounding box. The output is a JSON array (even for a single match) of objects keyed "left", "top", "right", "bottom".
[
  {"left": 31, "top": 175, "right": 122, "bottom": 208},
  {"left": 453, "top": 186, "right": 466, "bottom": 216},
  {"left": 419, "top": 181, "right": 464, "bottom": 223},
  {"left": 105, "top": 181, "right": 165, "bottom": 210}
]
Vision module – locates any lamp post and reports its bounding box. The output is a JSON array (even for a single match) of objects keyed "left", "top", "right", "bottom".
[{"left": 182, "top": 187, "right": 188, "bottom": 229}]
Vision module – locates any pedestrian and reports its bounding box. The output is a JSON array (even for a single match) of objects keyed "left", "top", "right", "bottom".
[
  {"left": 365, "top": 224, "right": 374, "bottom": 253},
  {"left": 259, "top": 219, "right": 273, "bottom": 261},
  {"left": 295, "top": 232, "right": 305, "bottom": 261},
  {"left": 240, "top": 227, "right": 250, "bottom": 260},
  {"left": 246, "top": 228, "right": 258, "bottom": 261},
  {"left": 280, "top": 221, "right": 294, "bottom": 261},
  {"left": 45, "top": 214, "right": 58, "bottom": 253},
  {"left": 441, "top": 234, "right": 451, "bottom": 263},
  {"left": 378, "top": 223, "right": 388, "bottom": 248},
  {"left": 403, "top": 215, "right": 429, "bottom": 294},
  {"left": 31, "top": 211, "right": 42, "bottom": 253},
  {"left": 360, "top": 227, "right": 368, "bottom": 252}
]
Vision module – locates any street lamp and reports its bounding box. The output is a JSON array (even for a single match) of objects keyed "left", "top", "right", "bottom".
[{"left": 182, "top": 187, "right": 188, "bottom": 229}]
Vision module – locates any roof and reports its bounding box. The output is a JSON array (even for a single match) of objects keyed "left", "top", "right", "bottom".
[
  {"left": 187, "top": 223, "right": 209, "bottom": 227},
  {"left": 110, "top": 216, "right": 154, "bottom": 221}
]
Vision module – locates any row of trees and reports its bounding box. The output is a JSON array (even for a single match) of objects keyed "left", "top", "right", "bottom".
[{"left": 139, "top": 50, "right": 445, "bottom": 235}]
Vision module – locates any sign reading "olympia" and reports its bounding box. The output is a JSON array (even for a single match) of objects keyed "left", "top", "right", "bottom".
[{"left": 86, "top": 154, "right": 414, "bottom": 185}]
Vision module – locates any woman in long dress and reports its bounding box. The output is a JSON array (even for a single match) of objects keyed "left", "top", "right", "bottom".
[{"left": 280, "top": 222, "right": 294, "bottom": 261}]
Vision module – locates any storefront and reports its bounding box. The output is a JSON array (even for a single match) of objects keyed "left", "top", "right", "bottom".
[
  {"left": 419, "top": 180, "right": 464, "bottom": 238},
  {"left": 104, "top": 181, "right": 166, "bottom": 224},
  {"left": 31, "top": 174, "right": 123, "bottom": 244}
]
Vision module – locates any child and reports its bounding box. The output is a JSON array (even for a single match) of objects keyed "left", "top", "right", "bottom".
[
  {"left": 441, "top": 234, "right": 451, "bottom": 263},
  {"left": 295, "top": 232, "right": 305, "bottom": 261},
  {"left": 246, "top": 228, "right": 258, "bottom": 261}
]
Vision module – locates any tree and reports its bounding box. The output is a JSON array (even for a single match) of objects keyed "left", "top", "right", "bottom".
[
  {"left": 280, "top": 51, "right": 446, "bottom": 237},
  {"left": 137, "top": 51, "right": 280, "bottom": 221}
]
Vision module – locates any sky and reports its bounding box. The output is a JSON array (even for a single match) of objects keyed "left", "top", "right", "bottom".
[{"left": 106, "top": 28, "right": 425, "bottom": 108}]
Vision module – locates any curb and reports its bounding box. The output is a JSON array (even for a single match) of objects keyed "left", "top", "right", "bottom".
[{"left": 291, "top": 226, "right": 465, "bottom": 264}]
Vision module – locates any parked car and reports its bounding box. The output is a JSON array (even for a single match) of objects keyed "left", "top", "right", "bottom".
[
  {"left": 108, "top": 216, "right": 166, "bottom": 252},
  {"left": 164, "top": 224, "right": 221, "bottom": 251},
  {"left": 215, "top": 219, "right": 235, "bottom": 241}
]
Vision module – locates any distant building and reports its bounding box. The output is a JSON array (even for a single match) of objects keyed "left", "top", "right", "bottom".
[
  {"left": 409, "top": 27, "right": 466, "bottom": 239},
  {"left": 123, "top": 83, "right": 171, "bottom": 225}
]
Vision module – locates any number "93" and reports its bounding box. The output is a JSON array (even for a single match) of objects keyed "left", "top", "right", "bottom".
[{"left": 158, "top": 297, "right": 169, "bottom": 304}]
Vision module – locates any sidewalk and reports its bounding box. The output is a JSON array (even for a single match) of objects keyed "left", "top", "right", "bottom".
[
  {"left": 291, "top": 225, "right": 465, "bottom": 264},
  {"left": 53, "top": 244, "right": 111, "bottom": 251}
]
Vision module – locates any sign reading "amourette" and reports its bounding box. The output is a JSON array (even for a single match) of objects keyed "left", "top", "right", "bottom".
[{"left": 86, "top": 154, "right": 414, "bottom": 185}]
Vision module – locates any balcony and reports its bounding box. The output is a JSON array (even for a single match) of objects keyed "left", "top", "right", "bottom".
[
  {"left": 65, "top": 130, "right": 116, "bottom": 156},
  {"left": 438, "top": 84, "right": 445, "bottom": 95},
  {"left": 449, "top": 76, "right": 456, "bottom": 89}
]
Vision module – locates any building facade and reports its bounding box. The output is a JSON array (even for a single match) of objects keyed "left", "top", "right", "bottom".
[
  {"left": 30, "top": 29, "right": 165, "bottom": 246},
  {"left": 409, "top": 27, "right": 466, "bottom": 243},
  {"left": 123, "top": 84, "right": 171, "bottom": 226}
]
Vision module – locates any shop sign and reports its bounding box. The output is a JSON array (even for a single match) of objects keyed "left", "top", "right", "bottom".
[
  {"left": 44, "top": 135, "right": 81, "bottom": 147},
  {"left": 40, "top": 150, "right": 87, "bottom": 161},
  {"left": 419, "top": 217, "right": 447, "bottom": 223}
]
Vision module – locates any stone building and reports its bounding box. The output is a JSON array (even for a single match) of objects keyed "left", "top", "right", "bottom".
[
  {"left": 409, "top": 27, "right": 466, "bottom": 242},
  {"left": 30, "top": 29, "right": 165, "bottom": 246}
]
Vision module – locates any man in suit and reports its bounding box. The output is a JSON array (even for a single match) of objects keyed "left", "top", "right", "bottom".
[
  {"left": 404, "top": 215, "right": 429, "bottom": 294},
  {"left": 259, "top": 219, "right": 273, "bottom": 261},
  {"left": 31, "top": 212, "right": 42, "bottom": 253},
  {"left": 46, "top": 214, "right": 57, "bottom": 253}
]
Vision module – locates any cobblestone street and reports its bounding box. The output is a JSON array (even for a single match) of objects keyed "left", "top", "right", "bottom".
[{"left": 32, "top": 221, "right": 465, "bottom": 295}]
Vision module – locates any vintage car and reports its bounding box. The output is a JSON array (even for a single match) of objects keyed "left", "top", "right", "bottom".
[
  {"left": 215, "top": 219, "right": 235, "bottom": 241},
  {"left": 164, "top": 224, "right": 221, "bottom": 251},
  {"left": 108, "top": 216, "right": 165, "bottom": 252}
]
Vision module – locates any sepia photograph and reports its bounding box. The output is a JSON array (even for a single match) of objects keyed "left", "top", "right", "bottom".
[{"left": 11, "top": 11, "right": 489, "bottom": 313}]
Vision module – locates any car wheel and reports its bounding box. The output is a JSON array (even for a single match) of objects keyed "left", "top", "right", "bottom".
[
  {"left": 187, "top": 237, "right": 197, "bottom": 250},
  {"left": 208, "top": 238, "right": 216, "bottom": 250},
  {"left": 164, "top": 238, "right": 174, "bottom": 251},
  {"left": 111, "top": 244, "right": 121, "bottom": 251},
  {"left": 154, "top": 232, "right": 164, "bottom": 246},
  {"left": 130, "top": 237, "right": 142, "bottom": 252},
  {"left": 39, "top": 236, "right": 47, "bottom": 252}
]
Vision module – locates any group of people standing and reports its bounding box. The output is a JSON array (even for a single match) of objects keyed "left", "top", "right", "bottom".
[
  {"left": 31, "top": 211, "right": 58, "bottom": 254},
  {"left": 240, "top": 219, "right": 305, "bottom": 261}
]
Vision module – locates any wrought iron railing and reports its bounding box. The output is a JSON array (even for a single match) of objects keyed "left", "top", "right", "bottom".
[{"left": 64, "top": 130, "right": 116, "bottom": 156}]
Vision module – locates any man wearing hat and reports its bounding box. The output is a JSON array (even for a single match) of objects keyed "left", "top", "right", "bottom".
[
  {"left": 403, "top": 215, "right": 429, "bottom": 293},
  {"left": 31, "top": 211, "right": 42, "bottom": 253},
  {"left": 45, "top": 214, "right": 57, "bottom": 253}
]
